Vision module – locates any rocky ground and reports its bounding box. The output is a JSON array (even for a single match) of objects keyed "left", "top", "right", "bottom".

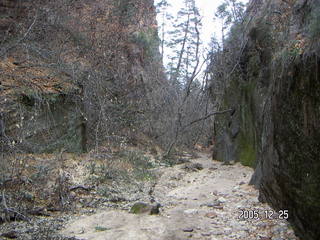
[{"left": 58, "top": 153, "right": 299, "bottom": 240}]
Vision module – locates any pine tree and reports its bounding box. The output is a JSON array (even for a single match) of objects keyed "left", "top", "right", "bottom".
[
  {"left": 155, "top": 0, "right": 173, "bottom": 62},
  {"left": 166, "top": 0, "right": 202, "bottom": 88},
  {"left": 214, "top": 0, "right": 245, "bottom": 49}
]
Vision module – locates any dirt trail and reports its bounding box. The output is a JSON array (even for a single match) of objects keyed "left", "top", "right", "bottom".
[{"left": 60, "top": 153, "right": 298, "bottom": 240}]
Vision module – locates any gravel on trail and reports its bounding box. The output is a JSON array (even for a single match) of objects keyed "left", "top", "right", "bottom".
[{"left": 60, "top": 153, "right": 299, "bottom": 240}]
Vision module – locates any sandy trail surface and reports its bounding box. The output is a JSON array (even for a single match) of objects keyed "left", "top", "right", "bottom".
[{"left": 61, "top": 153, "right": 298, "bottom": 240}]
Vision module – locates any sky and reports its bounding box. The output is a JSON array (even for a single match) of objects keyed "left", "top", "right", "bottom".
[
  {"left": 155, "top": 0, "right": 249, "bottom": 56},
  {"left": 157, "top": 0, "right": 249, "bottom": 44},
  {"left": 167, "top": 0, "right": 226, "bottom": 45}
]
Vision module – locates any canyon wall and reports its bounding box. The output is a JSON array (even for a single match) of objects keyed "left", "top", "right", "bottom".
[
  {"left": 0, "top": 0, "right": 162, "bottom": 152},
  {"left": 209, "top": 0, "right": 320, "bottom": 239}
]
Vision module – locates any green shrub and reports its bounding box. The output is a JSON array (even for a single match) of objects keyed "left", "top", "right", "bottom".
[
  {"left": 117, "top": 150, "right": 153, "bottom": 168},
  {"left": 87, "top": 150, "right": 155, "bottom": 185},
  {"left": 131, "top": 28, "right": 160, "bottom": 60},
  {"left": 118, "top": 150, "right": 155, "bottom": 180},
  {"left": 95, "top": 226, "right": 110, "bottom": 232}
]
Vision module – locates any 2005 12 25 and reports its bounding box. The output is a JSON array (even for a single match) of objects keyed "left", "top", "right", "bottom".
[{"left": 238, "top": 209, "right": 289, "bottom": 220}]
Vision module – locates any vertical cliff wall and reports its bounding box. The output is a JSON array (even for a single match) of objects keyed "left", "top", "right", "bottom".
[
  {"left": 0, "top": 0, "right": 163, "bottom": 153},
  {"left": 209, "top": 0, "right": 320, "bottom": 239}
]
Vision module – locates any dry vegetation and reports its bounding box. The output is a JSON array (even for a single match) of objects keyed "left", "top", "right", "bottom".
[{"left": 0, "top": 1, "right": 217, "bottom": 238}]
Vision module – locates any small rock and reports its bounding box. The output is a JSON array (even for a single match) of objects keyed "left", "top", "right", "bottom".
[
  {"left": 1, "top": 231, "right": 18, "bottom": 239},
  {"left": 183, "top": 162, "right": 204, "bottom": 171},
  {"left": 205, "top": 212, "right": 217, "bottom": 219},
  {"left": 210, "top": 237, "right": 218, "bottom": 240},
  {"left": 150, "top": 204, "right": 161, "bottom": 215},
  {"left": 201, "top": 232, "right": 212, "bottom": 237},
  {"left": 182, "top": 228, "right": 194, "bottom": 232},
  {"left": 213, "top": 206, "right": 224, "bottom": 210},
  {"left": 257, "top": 222, "right": 268, "bottom": 228},
  {"left": 211, "top": 191, "right": 218, "bottom": 196},
  {"left": 222, "top": 161, "right": 235, "bottom": 165},
  {"left": 129, "top": 202, "right": 161, "bottom": 215},
  {"left": 201, "top": 202, "right": 215, "bottom": 207},
  {"left": 259, "top": 236, "right": 271, "bottom": 240},
  {"left": 239, "top": 181, "right": 246, "bottom": 185},
  {"left": 212, "top": 200, "right": 222, "bottom": 207},
  {"left": 217, "top": 197, "right": 226, "bottom": 203},
  {"left": 184, "top": 209, "right": 198, "bottom": 215},
  {"left": 223, "top": 227, "right": 232, "bottom": 234},
  {"left": 70, "top": 191, "right": 77, "bottom": 198},
  {"left": 211, "top": 230, "right": 224, "bottom": 235},
  {"left": 176, "top": 158, "right": 191, "bottom": 164}
]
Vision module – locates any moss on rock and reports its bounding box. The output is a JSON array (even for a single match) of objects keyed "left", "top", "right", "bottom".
[{"left": 129, "top": 202, "right": 160, "bottom": 215}]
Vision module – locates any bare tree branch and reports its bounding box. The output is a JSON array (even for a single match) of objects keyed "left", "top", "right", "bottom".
[
  {"left": 0, "top": 14, "right": 37, "bottom": 57},
  {"left": 181, "top": 109, "right": 233, "bottom": 131}
]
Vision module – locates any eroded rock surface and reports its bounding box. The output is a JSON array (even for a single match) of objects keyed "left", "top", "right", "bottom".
[{"left": 209, "top": 1, "right": 320, "bottom": 239}]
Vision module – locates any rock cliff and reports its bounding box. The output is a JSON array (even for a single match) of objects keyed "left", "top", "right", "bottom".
[
  {"left": 0, "top": 0, "right": 162, "bottom": 152},
  {"left": 209, "top": 0, "right": 320, "bottom": 239}
]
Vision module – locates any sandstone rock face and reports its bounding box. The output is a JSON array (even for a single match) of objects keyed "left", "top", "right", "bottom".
[
  {"left": 0, "top": 59, "right": 84, "bottom": 153},
  {"left": 0, "top": 0, "right": 161, "bottom": 153},
  {"left": 210, "top": 0, "right": 320, "bottom": 239}
]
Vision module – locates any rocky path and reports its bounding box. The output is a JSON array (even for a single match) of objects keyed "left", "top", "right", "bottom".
[{"left": 60, "top": 153, "right": 299, "bottom": 240}]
